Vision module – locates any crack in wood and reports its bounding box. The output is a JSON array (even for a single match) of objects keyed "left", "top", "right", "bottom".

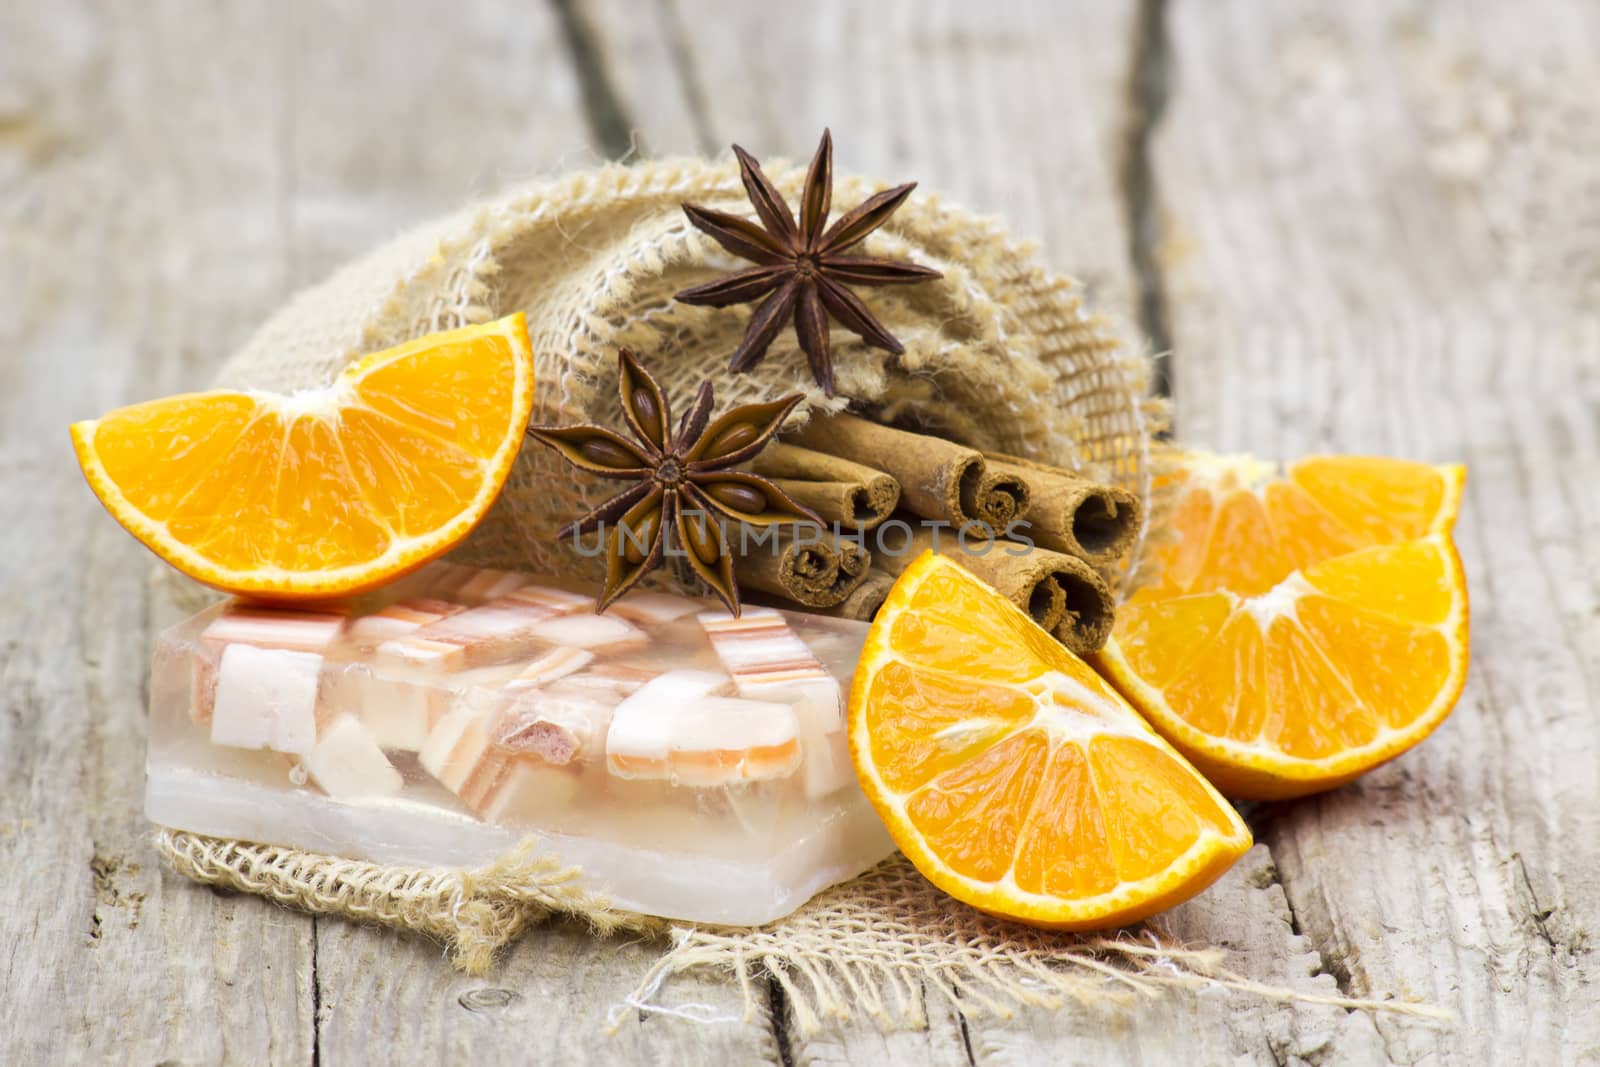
[
  {"left": 654, "top": 0, "right": 718, "bottom": 156},
  {"left": 1121, "top": 0, "right": 1175, "bottom": 405},
  {"left": 1513, "top": 852, "right": 1560, "bottom": 953},
  {"left": 87, "top": 846, "right": 145, "bottom": 944},
  {"left": 550, "top": 0, "right": 640, "bottom": 161},
  {"left": 311, "top": 917, "right": 322, "bottom": 1067},
  {"left": 1260, "top": 836, "right": 1357, "bottom": 1002},
  {"left": 956, "top": 1008, "right": 977, "bottom": 1067},
  {"left": 766, "top": 974, "right": 796, "bottom": 1067}
]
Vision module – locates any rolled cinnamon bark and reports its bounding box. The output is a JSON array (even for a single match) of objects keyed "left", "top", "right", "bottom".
[
  {"left": 816, "top": 568, "right": 897, "bottom": 621},
  {"left": 788, "top": 414, "right": 984, "bottom": 527},
  {"left": 749, "top": 442, "right": 901, "bottom": 532},
  {"left": 984, "top": 454, "right": 1143, "bottom": 568},
  {"left": 733, "top": 528, "right": 871, "bottom": 609},
  {"left": 960, "top": 467, "right": 1031, "bottom": 533},
  {"left": 877, "top": 527, "right": 1115, "bottom": 656}
]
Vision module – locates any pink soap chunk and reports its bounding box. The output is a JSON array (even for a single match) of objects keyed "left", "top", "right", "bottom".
[
  {"left": 344, "top": 598, "right": 465, "bottom": 647},
  {"left": 504, "top": 585, "right": 596, "bottom": 615},
  {"left": 505, "top": 646, "right": 595, "bottom": 690},
  {"left": 494, "top": 689, "right": 618, "bottom": 765}
]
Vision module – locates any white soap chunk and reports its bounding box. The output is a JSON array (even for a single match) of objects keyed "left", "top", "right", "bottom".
[
  {"left": 700, "top": 608, "right": 820, "bottom": 678},
  {"left": 608, "top": 591, "right": 703, "bottom": 626},
  {"left": 701, "top": 608, "right": 835, "bottom": 692},
  {"left": 209, "top": 645, "right": 323, "bottom": 756},
  {"left": 192, "top": 606, "right": 346, "bottom": 724},
  {"left": 608, "top": 692, "right": 801, "bottom": 787},
  {"left": 352, "top": 669, "right": 447, "bottom": 751},
  {"left": 303, "top": 715, "right": 403, "bottom": 799},
  {"left": 527, "top": 613, "right": 647, "bottom": 654},
  {"left": 403, "top": 600, "right": 558, "bottom": 667},
  {"left": 595, "top": 668, "right": 741, "bottom": 779},
  {"left": 479, "top": 762, "right": 582, "bottom": 824},
  {"left": 418, "top": 700, "right": 492, "bottom": 794},
  {"left": 791, "top": 684, "right": 855, "bottom": 799}
]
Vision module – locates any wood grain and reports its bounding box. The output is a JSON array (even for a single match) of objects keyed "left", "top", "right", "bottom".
[
  {"left": 0, "top": 4, "right": 318, "bottom": 1062},
  {"left": 589, "top": 0, "right": 1143, "bottom": 316},
  {"left": 1153, "top": 1, "right": 1600, "bottom": 1063},
  {"left": 2, "top": 0, "right": 1595, "bottom": 1063}
]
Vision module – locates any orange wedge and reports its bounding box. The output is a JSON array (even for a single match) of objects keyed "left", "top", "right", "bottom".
[
  {"left": 71, "top": 314, "right": 536, "bottom": 599},
  {"left": 850, "top": 552, "right": 1252, "bottom": 930},
  {"left": 1098, "top": 535, "right": 1468, "bottom": 799},
  {"left": 1132, "top": 453, "right": 1464, "bottom": 603}
]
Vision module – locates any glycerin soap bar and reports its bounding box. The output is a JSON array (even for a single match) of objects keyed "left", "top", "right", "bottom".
[{"left": 145, "top": 563, "right": 893, "bottom": 925}]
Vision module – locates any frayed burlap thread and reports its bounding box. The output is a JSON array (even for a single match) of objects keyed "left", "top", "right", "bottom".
[
  {"left": 155, "top": 829, "right": 662, "bottom": 975},
  {"left": 623, "top": 857, "right": 1449, "bottom": 1036},
  {"left": 155, "top": 831, "right": 1448, "bottom": 1036}
]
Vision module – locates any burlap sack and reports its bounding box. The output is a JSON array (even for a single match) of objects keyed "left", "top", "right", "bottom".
[
  {"left": 153, "top": 157, "right": 1384, "bottom": 1033},
  {"left": 213, "top": 156, "right": 1158, "bottom": 584}
]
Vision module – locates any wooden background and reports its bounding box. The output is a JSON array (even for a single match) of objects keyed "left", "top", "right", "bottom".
[{"left": 3, "top": 2, "right": 1596, "bottom": 1063}]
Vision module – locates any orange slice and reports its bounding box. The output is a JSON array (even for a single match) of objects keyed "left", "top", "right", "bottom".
[
  {"left": 1098, "top": 534, "right": 1469, "bottom": 799},
  {"left": 71, "top": 314, "right": 536, "bottom": 599},
  {"left": 1133, "top": 453, "right": 1465, "bottom": 603},
  {"left": 850, "top": 551, "right": 1252, "bottom": 929}
]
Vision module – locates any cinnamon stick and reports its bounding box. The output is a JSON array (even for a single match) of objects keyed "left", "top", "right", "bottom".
[
  {"left": 961, "top": 467, "right": 1031, "bottom": 533},
  {"left": 733, "top": 528, "right": 871, "bottom": 609},
  {"left": 877, "top": 527, "right": 1115, "bottom": 657},
  {"left": 984, "top": 454, "right": 1143, "bottom": 568},
  {"left": 749, "top": 442, "right": 900, "bottom": 532},
  {"left": 788, "top": 414, "right": 984, "bottom": 527},
  {"left": 816, "top": 568, "right": 896, "bottom": 621}
]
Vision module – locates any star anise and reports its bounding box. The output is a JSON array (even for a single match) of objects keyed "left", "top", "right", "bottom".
[
  {"left": 676, "top": 129, "right": 942, "bottom": 396},
  {"left": 526, "top": 349, "right": 823, "bottom": 615}
]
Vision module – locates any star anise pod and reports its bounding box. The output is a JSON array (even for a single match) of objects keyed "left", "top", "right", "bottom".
[
  {"left": 676, "top": 129, "right": 942, "bottom": 396},
  {"left": 526, "top": 349, "right": 823, "bottom": 615}
]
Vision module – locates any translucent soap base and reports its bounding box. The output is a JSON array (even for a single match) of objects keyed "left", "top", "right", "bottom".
[{"left": 145, "top": 565, "right": 896, "bottom": 925}]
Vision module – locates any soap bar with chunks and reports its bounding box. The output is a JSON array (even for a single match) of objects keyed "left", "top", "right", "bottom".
[{"left": 144, "top": 564, "right": 893, "bottom": 926}]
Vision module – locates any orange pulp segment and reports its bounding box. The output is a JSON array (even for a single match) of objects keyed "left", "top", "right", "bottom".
[
  {"left": 850, "top": 552, "right": 1252, "bottom": 929},
  {"left": 70, "top": 314, "right": 536, "bottom": 599},
  {"left": 1098, "top": 534, "right": 1469, "bottom": 799},
  {"left": 1133, "top": 452, "right": 1465, "bottom": 603}
]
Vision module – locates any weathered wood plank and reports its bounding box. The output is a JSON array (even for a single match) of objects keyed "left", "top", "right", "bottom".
[
  {"left": 313, "top": 918, "right": 783, "bottom": 1065},
  {"left": 1152, "top": 1, "right": 1600, "bottom": 1063},
  {"left": 7, "top": 0, "right": 1595, "bottom": 1063},
  {"left": 592, "top": 0, "right": 1144, "bottom": 316},
  {"left": 0, "top": 2, "right": 770, "bottom": 1064},
  {"left": 0, "top": 4, "right": 315, "bottom": 1063}
]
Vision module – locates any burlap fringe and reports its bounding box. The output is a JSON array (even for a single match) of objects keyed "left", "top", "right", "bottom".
[
  {"left": 157, "top": 831, "right": 1446, "bottom": 1037},
  {"left": 155, "top": 829, "right": 661, "bottom": 975}
]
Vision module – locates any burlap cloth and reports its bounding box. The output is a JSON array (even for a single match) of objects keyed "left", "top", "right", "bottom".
[{"left": 155, "top": 157, "right": 1431, "bottom": 1032}]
